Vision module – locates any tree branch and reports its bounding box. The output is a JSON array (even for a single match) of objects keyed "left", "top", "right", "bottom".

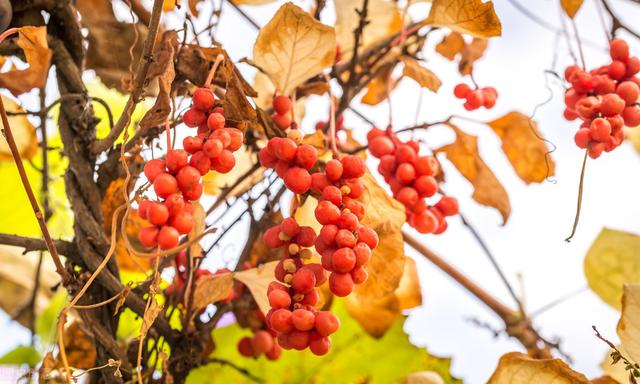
[{"left": 0, "top": 233, "right": 76, "bottom": 256}]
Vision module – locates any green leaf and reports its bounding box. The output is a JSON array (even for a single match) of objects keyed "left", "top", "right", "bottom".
[
  {"left": 35, "top": 289, "right": 68, "bottom": 346},
  {"left": 187, "top": 300, "right": 461, "bottom": 384},
  {"left": 0, "top": 345, "right": 41, "bottom": 367},
  {"left": 584, "top": 228, "right": 640, "bottom": 310}
]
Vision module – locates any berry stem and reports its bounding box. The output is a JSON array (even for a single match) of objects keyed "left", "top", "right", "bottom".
[
  {"left": 569, "top": 18, "right": 587, "bottom": 69},
  {"left": 324, "top": 75, "right": 340, "bottom": 158},
  {"left": 204, "top": 54, "right": 226, "bottom": 88},
  {"left": 565, "top": 149, "right": 588, "bottom": 242}
]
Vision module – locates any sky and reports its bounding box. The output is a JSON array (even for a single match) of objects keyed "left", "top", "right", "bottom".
[{"left": 2, "top": 0, "right": 640, "bottom": 383}]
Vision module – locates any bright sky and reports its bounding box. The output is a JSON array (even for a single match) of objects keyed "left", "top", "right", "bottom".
[{"left": 2, "top": 1, "right": 640, "bottom": 383}]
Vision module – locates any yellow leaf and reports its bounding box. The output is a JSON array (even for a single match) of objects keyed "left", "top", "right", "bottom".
[
  {"left": 561, "top": 0, "right": 585, "bottom": 18},
  {"left": 0, "top": 96, "right": 38, "bottom": 161},
  {"left": 0, "top": 26, "right": 52, "bottom": 96},
  {"left": 253, "top": 3, "right": 336, "bottom": 95},
  {"left": 618, "top": 284, "right": 640, "bottom": 363},
  {"left": 192, "top": 273, "right": 235, "bottom": 313},
  {"left": 584, "top": 228, "right": 640, "bottom": 310},
  {"left": 458, "top": 38, "right": 488, "bottom": 75},
  {"left": 335, "top": 0, "right": 403, "bottom": 61},
  {"left": 488, "top": 112, "right": 555, "bottom": 184},
  {"left": 163, "top": 0, "right": 180, "bottom": 11},
  {"left": 400, "top": 56, "right": 442, "bottom": 92},
  {"left": 202, "top": 146, "right": 262, "bottom": 197},
  {"left": 396, "top": 257, "right": 422, "bottom": 310},
  {"left": 356, "top": 171, "right": 406, "bottom": 299},
  {"left": 405, "top": 371, "right": 445, "bottom": 384},
  {"left": 361, "top": 63, "right": 398, "bottom": 105},
  {"left": 624, "top": 126, "right": 640, "bottom": 154},
  {"left": 234, "top": 261, "right": 278, "bottom": 315},
  {"left": 425, "top": 0, "right": 502, "bottom": 38},
  {"left": 436, "top": 125, "right": 511, "bottom": 223},
  {"left": 487, "top": 352, "right": 590, "bottom": 383},
  {"left": 435, "top": 32, "right": 465, "bottom": 61},
  {"left": 600, "top": 346, "right": 630, "bottom": 384}
]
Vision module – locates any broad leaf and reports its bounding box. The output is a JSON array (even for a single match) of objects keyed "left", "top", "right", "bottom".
[
  {"left": 436, "top": 125, "right": 511, "bottom": 223},
  {"left": 253, "top": 3, "right": 336, "bottom": 95},
  {"left": 192, "top": 273, "right": 235, "bottom": 313},
  {"left": 400, "top": 56, "right": 442, "bottom": 92},
  {"left": 62, "top": 321, "right": 98, "bottom": 369},
  {"left": 488, "top": 112, "right": 555, "bottom": 184},
  {"left": 618, "top": 284, "right": 640, "bottom": 363},
  {"left": 561, "top": 0, "right": 585, "bottom": 18},
  {"left": 425, "top": 0, "right": 502, "bottom": 38},
  {"left": 0, "top": 345, "right": 41, "bottom": 367},
  {"left": 36, "top": 289, "right": 68, "bottom": 346},
  {"left": 488, "top": 352, "right": 589, "bottom": 383},
  {"left": 234, "top": 261, "right": 278, "bottom": 315},
  {"left": 584, "top": 228, "right": 640, "bottom": 310},
  {"left": 361, "top": 63, "right": 398, "bottom": 105},
  {"left": 0, "top": 96, "right": 38, "bottom": 161},
  {"left": 0, "top": 26, "right": 52, "bottom": 96},
  {"left": 435, "top": 32, "right": 465, "bottom": 61}
]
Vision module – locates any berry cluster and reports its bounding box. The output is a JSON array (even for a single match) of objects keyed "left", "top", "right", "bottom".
[
  {"left": 309, "top": 155, "right": 379, "bottom": 297},
  {"left": 238, "top": 330, "right": 282, "bottom": 360},
  {"left": 272, "top": 95, "right": 293, "bottom": 130},
  {"left": 367, "top": 127, "right": 458, "bottom": 234},
  {"left": 137, "top": 87, "right": 243, "bottom": 249},
  {"left": 258, "top": 134, "right": 318, "bottom": 194},
  {"left": 262, "top": 218, "right": 339, "bottom": 355},
  {"left": 453, "top": 83, "right": 498, "bottom": 110},
  {"left": 563, "top": 39, "right": 640, "bottom": 159}
]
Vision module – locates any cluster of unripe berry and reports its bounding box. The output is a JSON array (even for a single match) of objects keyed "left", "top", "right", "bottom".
[
  {"left": 453, "top": 83, "right": 498, "bottom": 110},
  {"left": 310, "top": 155, "right": 379, "bottom": 296},
  {"left": 563, "top": 39, "right": 640, "bottom": 159},
  {"left": 137, "top": 87, "right": 243, "bottom": 250},
  {"left": 262, "top": 218, "right": 340, "bottom": 355},
  {"left": 367, "top": 127, "right": 458, "bottom": 234}
]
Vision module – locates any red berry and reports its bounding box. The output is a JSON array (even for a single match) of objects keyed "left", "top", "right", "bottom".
[
  {"left": 268, "top": 289, "right": 291, "bottom": 309},
  {"left": 344, "top": 179, "right": 364, "bottom": 198},
  {"left": 291, "top": 309, "right": 315, "bottom": 331},
  {"left": 144, "top": 159, "right": 166, "bottom": 182},
  {"left": 287, "top": 331, "right": 310, "bottom": 351},
  {"left": 189, "top": 151, "right": 211, "bottom": 175},
  {"left": 411, "top": 210, "right": 438, "bottom": 234},
  {"left": 226, "top": 128, "right": 244, "bottom": 151},
  {"left": 292, "top": 268, "right": 316, "bottom": 294},
  {"left": 252, "top": 330, "right": 274, "bottom": 354},
  {"left": 166, "top": 149, "right": 188, "bottom": 173},
  {"left": 600, "top": 93, "right": 626, "bottom": 116},
  {"left": 482, "top": 87, "right": 497, "bottom": 108},
  {"left": 211, "top": 150, "right": 236, "bottom": 173},
  {"left": 259, "top": 147, "right": 278, "bottom": 168},
  {"left": 170, "top": 211, "right": 194, "bottom": 234},
  {"left": 176, "top": 166, "right": 201, "bottom": 191},
  {"left": 341, "top": 156, "right": 366, "bottom": 179},
  {"left": 272, "top": 113, "right": 292, "bottom": 129},
  {"left": 157, "top": 226, "right": 180, "bottom": 249},
  {"left": 238, "top": 337, "right": 255, "bottom": 357},
  {"left": 295, "top": 144, "right": 318, "bottom": 170},
  {"left": 610, "top": 39, "right": 629, "bottom": 61},
  {"left": 296, "top": 226, "right": 317, "bottom": 247},
  {"left": 147, "top": 202, "right": 169, "bottom": 226},
  {"left": 202, "top": 138, "right": 223, "bottom": 158},
  {"left": 325, "top": 159, "right": 343, "bottom": 181},
  {"left": 609, "top": 60, "right": 627, "bottom": 80},
  {"left": 329, "top": 272, "right": 354, "bottom": 297},
  {"left": 575, "top": 96, "right": 600, "bottom": 119},
  {"left": 353, "top": 242, "right": 371, "bottom": 267},
  {"left": 332, "top": 247, "right": 356, "bottom": 273},
  {"left": 265, "top": 343, "right": 282, "bottom": 360},
  {"left": 395, "top": 144, "right": 417, "bottom": 164},
  {"left": 270, "top": 309, "right": 294, "bottom": 333},
  {"left": 590, "top": 118, "right": 612, "bottom": 142},
  {"left": 210, "top": 129, "right": 231, "bottom": 148},
  {"left": 284, "top": 167, "right": 312, "bottom": 194},
  {"left": 207, "top": 112, "right": 225, "bottom": 131},
  {"left": 153, "top": 173, "right": 178, "bottom": 198},
  {"left": 335, "top": 229, "right": 357, "bottom": 248},
  {"left": 356, "top": 226, "right": 378, "bottom": 249},
  {"left": 138, "top": 226, "right": 159, "bottom": 248},
  {"left": 270, "top": 138, "right": 297, "bottom": 161},
  {"left": 453, "top": 83, "right": 471, "bottom": 99},
  {"left": 396, "top": 187, "right": 419, "bottom": 207},
  {"left": 395, "top": 163, "right": 416, "bottom": 184},
  {"left": 183, "top": 108, "right": 206, "bottom": 128},
  {"left": 138, "top": 199, "right": 152, "bottom": 219},
  {"left": 351, "top": 266, "right": 368, "bottom": 284},
  {"left": 280, "top": 217, "right": 300, "bottom": 238},
  {"left": 183, "top": 136, "right": 203, "bottom": 154},
  {"left": 273, "top": 95, "right": 292, "bottom": 115},
  {"left": 435, "top": 196, "right": 459, "bottom": 216},
  {"left": 413, "top": 175, "right": 438, "bottom": 198},
  {"left": 622, "top": 106, "right": 640, "bottom": 126},
  {"left": 309, "top": 333, "right": 331, "bottom": 356},
  {"left": 315, "top": 311, "right": 340, "bottom": 336},
  {"left": 617, "top": 81, "right": 640, "bottom": 105},
  {"left": 465, "top": 90, "right": 484, "bottom": 110},
  {"left": 305, "top": 263, "right": 327, "bottom": 286},
  {"left": 192, "top": 88, "right": 215, "bottom": 111},
  {"left": 315, "top": 201, "right": 341, "bottom": 225},
  {"left": 310, "top": 173, "right": 331, "bottom": 194},
  {"left": 414, "top": 156, "right": 436, "bottom": 176},
  {"left": 626, "top": 57, "right": 640, "bottom": 77},
  {"left": 321, "top": 186, "right": 343, "bottom": 206},
  {"left": 369, "top": 136, "right": 395, "bottom": 157}
]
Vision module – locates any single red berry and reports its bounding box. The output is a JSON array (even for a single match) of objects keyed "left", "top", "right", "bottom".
[
  {"left": 351, "top": 266, "right": 368, "bottom": 284},
  {"left": 192, "top": 88, "right": 215, "bottom": 111},
  {"left": 369, "top": 136, "right": 395, "bottom": 158},
  {"left": 291, "top": 309, "right": 316, "bottom": 331},
  {"left": 284, "top": 167, "right": 312, "bottom": 194},
  {"left": 332, "top": 247, "right": 356, "bottom": 273},
  {"left": 225, "top": 128, "right": 244, "bottom": 151},
  {"left": 356, "top": 226, "right": 379, "bottom": 249},
  {"left": 311, "top": 172, "right": 331, "bottom": 194},
  {"left": 395, "top": 163, "right": 416, "bottom": 184},
  {"left": 210, "top": 129, "right": 231, "bottom": 148},
  {"left": 238, "top": 337, "right": 255, "bottom": 357},
  {"left": 176, "top": 166, "right": 201, "bottom": 192},
  {"left": 453, "top": 83, "right": 471, "bottom": 99},
  {"left": 166, "top": 149, "right": 189, "bottom": 173},
  {"left": 315, "top": 200, "right": 341, "bottom": 225},
  {"left": 157, "top": 226, "right": 180, "bottom": 249},
  {"left": 600, "top": 93, "right": 626, "bottom": 116},
  {"left": 617, "top": 81, "right": 640, "bottom": 105},
  {"left": 414, "top": 175, "right": 438, "bottom": 198},
  {"left": 273, "top": 95, "right": 292, "bottom": 115},
  {"left": 435, "top": 196, "right": 459, "bottom": 216},
  {"left": 396, "top": 187, "right": 419, "bottom": 207},
  {"left": 202, "top": 138, "right": 223, "bottom": 158},
  {"left": 610, "top": 39, "right": 630, "bottom": 61},
  {"left": 144, "top": 159, "right": 166, "bottom": 182},
  {"left": 189, "top": 151, "right": 212, "bottom": 175},
  {"left": 252, "top": 330, "right": 274, "bottom": 354},
  {"left": 325, "top": 159, "right": 343, "bottom": 181},
  {"left": 183, "top": 108, "right": 206, "bottom": 128},
  {"left": 292, "top": 268, "right": 316, "bottom": 294},
  {"left": 207, "top": 112, "right": 226, "bottom": 131},
  {"left": 395, "top": 144, "right": 417, "bottom": 164},
  {"left": 287, "top": 330, "right": 310, "bottom": 351},
  {"left": 272, "top": 113, "right": 292, "bottom": 129},
  {"left": 138, "top": 199, "right": 152, "bottom": 219},
  {"left": 170, "top": 211, "right": 194, "bottom": 234},
  {"left": 211, "top": 150, "right": 236, "bottom": 173},
  {"left": 329, "top": 272, "right": 354, "bottom": 297},
  {"left": 590, "top": 118, "right": 612, "bottom": 142},
  {"left": 183, "top": 136, "right": 203, "bottom": 154},
  {"left": 609, "top": 60, "right": 627, "bottom": 80},
  {"left": 138, "top": 226, "right": 159, "bottom": 248},
  {"left": 268, "top": 289, "right": 291, "bottom": 309},
  {"left": 153, "top": 173, "right": 179, "bottom": 198},
  {"left": 622, "top": 106, "right": 640, "bottom": 126},
  {"left": 295, "top": 144, "right": 318, "bottom": 170},
  {"left": 315, "top": 311, "right": 340, "bottom": 337},
  {"left": 309, "top": 333, "right": 331, "bottom": 356},
  {"left": 147, "top": 202, "right": 170, "bottom": 226},
  {"left": 353, "top": 242, "right": 371, "bottom": 267},
  {"left": 341, "top": 155, "right": 366, "bottom": 179}
]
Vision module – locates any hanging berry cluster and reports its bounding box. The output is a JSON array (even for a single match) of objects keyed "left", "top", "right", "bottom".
[
  {"left": 308, "top": 155, "right": 378, "bottom": 297},
  {"left": 238, "top": 330, "right": 282, "bottom": 360},
  {"left": 563, "top": 39, "right": 640, "bottom": 159},
  {"left": 137, "top": 87, "right": 244, "bottom": 249},
  {"left": 367, "top": 127, "right": 458, "bottom": 234},
  {"left": 453, "top": 83, "right": 498, "bottom": 110}
]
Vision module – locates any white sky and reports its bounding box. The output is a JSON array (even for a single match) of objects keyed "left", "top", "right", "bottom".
[{"left": 2, "top": 0, "right": 640, "bottom": 383}]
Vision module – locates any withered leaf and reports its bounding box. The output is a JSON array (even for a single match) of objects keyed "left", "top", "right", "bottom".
[
  {"left": 234, "top": 261, "right": 278, "bottom": 315},
  {"left": 435, "top": 32, "right": 465, "bottom": 61},
  {"left": 400, "top": 56, "right": 442, "bottom": 92},
  {"left": 488, "top": 352, "right": 590, "bottom": 383},
  {"left": 395, "top": 257, "right": 422, "bottom": 310},
  {"left": 618, "top": 284, "right": 640, "bottom": 364},
  {"left": 253, "top": 3, "right": 336, "bottom": 95},
  {"left": 458, "top": 38, "right": 488, "bottom": 75},
  {"left": 192, "top": 273, "right": 234, "bottom": 313},
  {"left": 0, "top": 27, "right": 52, "bottom": 96},
  {"left": 561, "top": 0, "right": 585, "bottom": 18},
  {"left": 488, "top": 112, "right": 555, "bottom": 184},
  {"left": 436, "top": 125, "right": 511, "bottom": 223},
  {"left": 139, "top": 31, "right": 178, "bottom": 129},
  {"left": 188, "top": 201, "right": 206, "bottom": 257},
  {"left": 361, "top": 63, "right": 398, "bottom": 106},
  {"left": 0, "top": 96, "right": 38, "bottom": 161},
  {"left": 62, "top": 322, "right": 97, "bottom": 370},
  {"left": 425, "top": 0, "right": 502, "bottom": 38},
  {"left": 140, "top": 297, "right": 163, "bottom": 338}
]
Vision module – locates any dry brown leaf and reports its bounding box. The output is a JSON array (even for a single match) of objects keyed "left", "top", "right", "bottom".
[
  {"left": 600, "top": 346, "right": 630, "bottom": 384},
  {"left": 0, "top": 26, "right": 52, "bottom": 96},
  {"left": 234, "top": 261, "right": 278, "bottom": 315},
  {"left": 0, "top": 96, "right": 38, "bottom": 161},
  {"left": 396, "top": 257, "right": 422, "bottom": 310},
  {"left": 335, "top": 0, "right": 403, "bottom": 61},
  {"left": 189, "top": 0, "right": 203, "bottom": 15},
  {"left": 63, "top": 322, "right": 97, "bottom": 370},
  {"left": 400, "top": 56, "right": 442, "bottom": 92},
  {"left": 254, "top": 3, "right": 336, "bottom": 95},
  {"left": 436, "top": 125, "right": 511, "bottom": 223},
  {"left": 426, "top": 0, "right": 502, "bottom": 38},
  {"left": 361, "top": 63, "right": 398, "bottom": 105},
  {"left": 140, "top": 31, "right": 178, "bottom": 129},
  {"left": 38, "top": 352, "right": 57, "bottom": 383},
  {"left": 356, "top": 171, "right": 406, "bottom": 299},
  {"left": 163, "top": 0, "right": 180, "bottom": 11},
  {"left": 435, "top": 32, "right": 465, "bottom": 61},
  {"left": 561, "top": 0, "right": 585, "bottom": 18},
  {"left": 192, "top": 273, "right": 234, "bottom": 312},
  {"left": 487, "top": 352, "right": 590, "bottom": 383},
  {"left": 488, "top": 112, "right": 555, "bottom": 184},
  {"left": 189, "top": 201, "right": 206, "bottom": 257},
  {"left": 618, "top": 284, "right": 640, "bottom": 364},
  {"left": 458, "top": 38, "right": 488, "bottom": 75},
  {"left": 140, "top": 297, "right": 163, "bottom": 338}
]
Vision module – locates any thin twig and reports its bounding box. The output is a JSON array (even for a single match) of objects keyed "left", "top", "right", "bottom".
[{"left": 565, "top": 150, "right": 588, "bottom": 242}]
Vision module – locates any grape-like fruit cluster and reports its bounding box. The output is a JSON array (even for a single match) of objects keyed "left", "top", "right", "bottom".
[
  {"left": 563, "top": 39, "right": 640, "bottom": 159},
  {"left": 137, "top": 87, "right": 243, "bottom": 249},
  {"left": 262, "top": 218, "right": 339, "bottom": 355},
  {"left": 238, "top": 330, "right": 282, "bottom": 360},
  {"left": 453, "top": 83, "right": 498, "bottom": 110},
  {"left": 272, "top": 95, "right": 293, "bottom": 130},
  {"left": 258, "top": 134, "right": 318, "bottom": 194},
  {"left": 367, "top": 127, "right": 458, "bottom": 234},
  {"left": 309, "top": 155, "right": 379, "bottom": 296}
]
